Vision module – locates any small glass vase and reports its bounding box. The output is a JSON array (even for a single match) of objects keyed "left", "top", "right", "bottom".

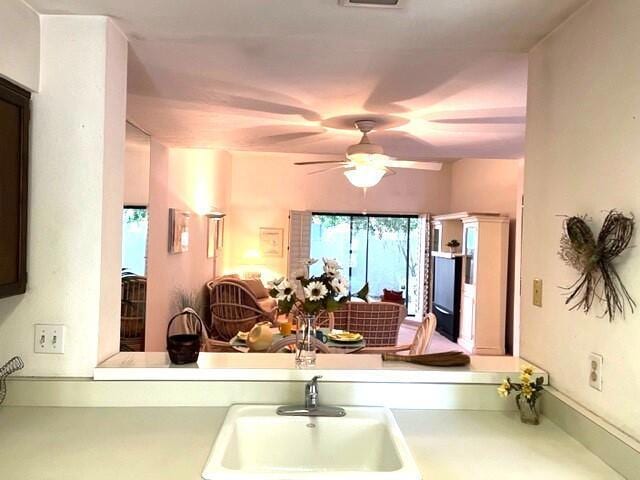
[
  {"left": 516, "top": 396, "right": 540, "bottom": 425},
  {"left": 295, "top": 313, "right": 317, "bottom": 368}
]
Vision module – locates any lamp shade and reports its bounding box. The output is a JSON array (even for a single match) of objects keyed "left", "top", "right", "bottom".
[{"left": 344, "top": 166, "right": 385, "bottom": 188}]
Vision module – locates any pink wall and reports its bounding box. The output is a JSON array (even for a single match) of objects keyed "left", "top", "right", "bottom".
[
  {"left": 450, "top": 158, "right": 524, "bottom": 354},
  {"left": 145, "top": 145, "right": 231, "bottom": 351},
  {"left": 223, "top": 151, "right": 453, "bottom": 280},
  {"left": 450, "top": 158, "right": 522, "bottom": 216}
]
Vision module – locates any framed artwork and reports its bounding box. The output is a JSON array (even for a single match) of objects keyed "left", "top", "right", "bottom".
[
  {"left": 260, "top": 227, "right": 284, "bottom": 257},
  {"left": 169, "top": 208, "right": 190, "bottom": 253}
]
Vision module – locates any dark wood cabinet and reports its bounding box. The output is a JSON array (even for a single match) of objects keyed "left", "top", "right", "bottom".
[{"left": 0, "top": 77, "right": 30, "bottom": 298}]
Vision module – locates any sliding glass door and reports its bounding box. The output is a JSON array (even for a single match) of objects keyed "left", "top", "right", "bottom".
[{"left": 310, "top": 213, "right": 419, "bottom": 315}]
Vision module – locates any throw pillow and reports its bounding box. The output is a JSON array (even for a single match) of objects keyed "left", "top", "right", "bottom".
[{"left": 382, "top": 288, "right": 404, "bottom": 304}]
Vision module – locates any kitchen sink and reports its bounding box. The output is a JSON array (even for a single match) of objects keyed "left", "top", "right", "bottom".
[{"left": 202, "top": 404, "right": 421, "bottom": 480}]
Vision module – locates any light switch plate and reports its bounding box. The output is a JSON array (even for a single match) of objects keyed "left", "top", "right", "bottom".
[
  {"left": 533, "top": 278, "right": 543, "bottom": 307},
  {"left": 34, "top": 324, "right": 65, "bottom": 354},
  {"left": 589, "top": 353, "right": 603, "bottom": 391}
]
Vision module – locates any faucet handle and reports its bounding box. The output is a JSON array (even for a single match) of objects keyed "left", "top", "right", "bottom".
[{"left": 309, "top": 375, "right": 322, "bottom": 386}]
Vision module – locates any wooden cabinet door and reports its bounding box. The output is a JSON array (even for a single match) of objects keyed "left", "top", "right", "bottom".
[{"left": 0, "top": 78, "right": 30, "bottom": 298}]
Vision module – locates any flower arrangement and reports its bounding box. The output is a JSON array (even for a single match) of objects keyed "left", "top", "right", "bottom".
[
  {"left": 497, "top": 365, "right": 545, "bottom": 425},
  {"left": 268, "top": 258, "right": 368, "bottom": 367},
  {"left": 268, "top": 258, "right": 368, "bottom": 316}
]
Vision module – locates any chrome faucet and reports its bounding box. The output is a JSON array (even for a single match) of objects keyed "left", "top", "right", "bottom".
[
  {"left": 305, "top": 375, "right": 321, "bottom": 409},
  {"left": 277, "top": 376, "right": 346, "bottom": 417}
]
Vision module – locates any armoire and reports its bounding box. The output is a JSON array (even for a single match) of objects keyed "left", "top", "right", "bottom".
[{"left": 432, "top": 212, "right": 509, "bottom": 355}]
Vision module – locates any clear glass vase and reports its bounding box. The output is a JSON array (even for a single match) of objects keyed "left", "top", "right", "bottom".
[
  {"left": 516, "top": 396, "right": 540, "bottom": 425},
  {"left": 295, "top": 313, "right": 317, "bottom": 368}
]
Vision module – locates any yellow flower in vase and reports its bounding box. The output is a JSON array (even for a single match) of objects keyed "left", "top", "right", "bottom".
[
  {"left": 497, "top": 379, "right": 511, "bottom": 398},
  {"left": 521, "top": 383, "right": 534, "bottom": 400},
  {"left": 520, "top": 365, "right": 534, "bottom": 376}
]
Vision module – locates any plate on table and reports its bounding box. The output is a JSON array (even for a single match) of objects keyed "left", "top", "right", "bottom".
[
  {"left": 328, "top": 331, "right": 363, "bottom": 344},
  {"left": 235, "top": 331, "right": 249, "bottom": 342}
]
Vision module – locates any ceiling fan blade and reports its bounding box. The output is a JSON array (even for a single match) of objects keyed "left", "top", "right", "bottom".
[
  {"left": 294, "top": 160, "right": 349, "bottom": 166},
  {"left": 430, "top": 116, "right": 525, "bottom": 125},
  {"left": 307, "top": 165, "right": 348, "bottom": 176},
  {"left": 424, "top": 107, "right": 526, "bottom": 125},
  {"left": 380, "top": 159, "right": 444, "bottom": 171},
  {"left": 249, "top": 131, "right": 324, "bottom": 146}
]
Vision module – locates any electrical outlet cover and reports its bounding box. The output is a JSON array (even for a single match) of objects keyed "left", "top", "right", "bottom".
[
  {"left": 533, "top": 278, "right": 543, "bottom": 307},
  {"left": 589, "top": 353, "right": 603, "bottom": 391}
]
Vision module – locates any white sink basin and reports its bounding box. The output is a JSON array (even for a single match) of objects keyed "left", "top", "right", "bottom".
[{"left": 202, "top": 405, "right": 421, "bottom": 480}]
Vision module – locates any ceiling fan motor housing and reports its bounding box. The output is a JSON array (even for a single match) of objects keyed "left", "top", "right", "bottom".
[{"left": 347, "top": 119, "right": 385, "bottom": 158}]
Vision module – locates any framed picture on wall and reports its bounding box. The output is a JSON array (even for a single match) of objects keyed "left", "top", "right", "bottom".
[
  {"left": 169, "top": 208, "right": 190, "bottom": 253},
  {"left": 259, "top": 227, "right": 283, "bottom": 257}
]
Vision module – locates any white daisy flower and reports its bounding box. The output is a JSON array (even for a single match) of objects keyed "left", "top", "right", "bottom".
[
  {"left": 304, "top": 281, "right": 328, "bottom": 301},
  {"left": 322, "top": 257, "right": 342, "bottom": 276},
  {"left": 275, "top": 280, "right": 294, "bottom": 302},
  {"left": 330, "top": 275, "right": 349, "bottom": 296}
]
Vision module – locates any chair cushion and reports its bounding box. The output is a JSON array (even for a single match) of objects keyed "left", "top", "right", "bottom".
[
  {"left": 382, "top": 289, "right": 404, "bottom": 304},
  {"left": 244, "top": 278, "right": 269, "bottom": 299},
  {"left": 256, "top": 296, "right": 277, "bottom": 313}
]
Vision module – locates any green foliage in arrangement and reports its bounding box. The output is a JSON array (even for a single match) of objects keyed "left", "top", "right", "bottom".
[{"left": 269, "top": 258, "right": 368, "bottom": 315}]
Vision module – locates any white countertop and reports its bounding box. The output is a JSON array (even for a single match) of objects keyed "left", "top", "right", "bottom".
[
  {"left": 94, "top": 352, "right": 548, "bottom": 384},
  {"left": 0, "top": 406, "right": 620, "bottom": 479}
]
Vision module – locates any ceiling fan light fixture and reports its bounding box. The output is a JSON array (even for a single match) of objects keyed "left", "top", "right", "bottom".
[{"left": 344, "top": 166, "right": 386, "bottom": 188}]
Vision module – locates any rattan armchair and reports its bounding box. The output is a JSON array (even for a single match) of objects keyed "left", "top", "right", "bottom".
[
  {"left": 359, "top": 312, "right": 437, "bottom": 355},
  {"left": 206, "top": 277, "right": 277, "bottom": 340},
  {"left": 120, "top": 275, "right": 147, "bottom": 351},
  {"left": 316, "top": 301, "right": 406, "bottom": 347}
]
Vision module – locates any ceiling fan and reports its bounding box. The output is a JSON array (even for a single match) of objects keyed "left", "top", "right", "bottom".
[{"left": 294, "top": 120, "right": 443, "bottom": 188}]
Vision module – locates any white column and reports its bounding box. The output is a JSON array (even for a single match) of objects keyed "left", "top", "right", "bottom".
[{"left": 0, "top": 16, "right": 128, "bottom": 377}]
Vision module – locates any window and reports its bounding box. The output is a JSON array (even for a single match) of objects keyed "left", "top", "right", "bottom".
[
  {"left": 122, "top": 207, "right": 148, "bottom": 276},
  {"left": 310, "top": 213, "right": 420, "bottom": 315}
]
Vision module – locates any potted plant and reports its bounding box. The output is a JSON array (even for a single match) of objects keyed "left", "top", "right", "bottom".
[
  {"left": 446, "top": 239, "right": 460, "bottom": 253},
  {"left": 497, "top": 365, "right": 545, "bottom": 425}
]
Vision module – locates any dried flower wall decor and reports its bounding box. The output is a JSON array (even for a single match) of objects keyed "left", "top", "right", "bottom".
[{"left": 558, "top": 210, "right": 635, "bottom": 322}]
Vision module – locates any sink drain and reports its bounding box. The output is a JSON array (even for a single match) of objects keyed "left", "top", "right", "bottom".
[{"left": 306, "top": 423, "right": 316, "bottom": 428}]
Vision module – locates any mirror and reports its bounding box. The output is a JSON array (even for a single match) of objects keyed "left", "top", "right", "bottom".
[{"left": 120, "top": 122, "right": 150, "bottom": 351}]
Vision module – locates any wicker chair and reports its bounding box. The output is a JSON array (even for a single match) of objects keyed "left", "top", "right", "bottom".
[
  {"left": 207, "top": 277, "right": 277, "bottom": 340},
  {"left": 358, "top": 312, "right": 437, "bottom": 354},
  {"left": 120, "top": 275, "right": 147, "bottom": 351},
  {"left": 317, "top": 301, "right": 406, "bottom": 347}
]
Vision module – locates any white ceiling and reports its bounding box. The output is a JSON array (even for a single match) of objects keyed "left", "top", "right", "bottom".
[{"left": 28, "top": 0, "right": 587, "bottom": 160}]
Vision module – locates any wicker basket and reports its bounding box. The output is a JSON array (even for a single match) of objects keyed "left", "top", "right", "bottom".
[{"left": 166, "top": 308, "right": 204, "bottom": 365}]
